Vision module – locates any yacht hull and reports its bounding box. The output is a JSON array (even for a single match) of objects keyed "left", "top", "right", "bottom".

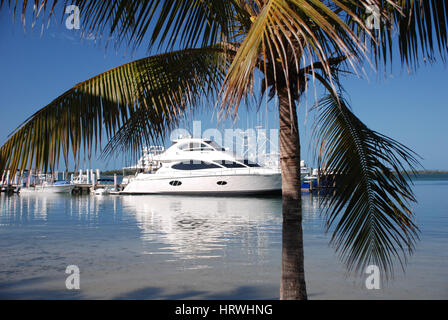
[{"left": 122, "top": 173, "right": 282, "bottom": 195}]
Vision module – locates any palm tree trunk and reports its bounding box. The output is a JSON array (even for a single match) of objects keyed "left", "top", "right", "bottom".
[{"left": 278, "top": 86, "right": 307, "bottom": 300}]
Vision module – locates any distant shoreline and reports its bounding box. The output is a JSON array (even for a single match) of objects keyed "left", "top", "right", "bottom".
[
  {"left": 101, "top": 169, "right": 138, "bottom": 176},
  {"left": 404, "top": 170, "right": 448, "bottom": 175}
]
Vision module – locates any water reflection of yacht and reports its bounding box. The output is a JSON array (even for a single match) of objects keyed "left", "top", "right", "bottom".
[
  {"left": 122, "top": 138, "right": 282, "bottom": 195},
  {"left": 121, "top": 195, "right": 282, "bottom": 259}
]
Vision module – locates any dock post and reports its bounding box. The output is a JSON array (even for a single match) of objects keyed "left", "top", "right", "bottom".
[{"left": 317, "top": 166, "right": 321, "bottom": 190}]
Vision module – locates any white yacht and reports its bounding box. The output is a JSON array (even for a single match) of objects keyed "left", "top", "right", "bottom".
[{"left": 121, "top": 138, "right": 282, "bottom": 195}]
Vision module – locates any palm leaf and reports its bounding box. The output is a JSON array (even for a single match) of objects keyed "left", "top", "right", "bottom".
[
  {"left": 0, "top": 0, "right": 58, "bottom": 24},
  {"left": 341, "top": 0, "right": 448, "bottom": 67},
  {"left": 70, "top": 0, "right": 234, "bottom": 51},
  {"left": 101, "top": 46, "right": 231, "bottom": 161},
  {"left": 313, "top": 93, "right": 421, "bottom": 277},
  {"left": 0, "top": 47, "right": 229, "bottom": 174},
  {"left": 219, "top": 0, "right": 370, "bottom": 119},
  {"left": 1, "top": 0, "right": 239, "bottom": 51},
  {"left": 393, "top": 0, "right": 448, "bottom": 66}
]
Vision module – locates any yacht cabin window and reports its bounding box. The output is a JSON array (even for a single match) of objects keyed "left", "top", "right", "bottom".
[
  {"left": 172, "top": 161, "right": 221, "bottom": 170},
  {"left": 213, "top": 160, "right": 246, "bottom": 168},
  {"left": 213, "top": 160, "right": 261, "bottom": 168},
  {"left": 237, "top": 159, "right": 261, "bottom": 167}
]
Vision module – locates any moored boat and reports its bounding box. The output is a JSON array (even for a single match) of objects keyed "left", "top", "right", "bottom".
[
  {"left": 121, "top": 137, "right": 282, "bottom": 195},
  {"left": 19, "top": 180, "right": 74, "bottom": 194}
]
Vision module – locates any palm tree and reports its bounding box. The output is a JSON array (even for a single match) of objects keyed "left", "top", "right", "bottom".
[{"left": 1, "top": 0, "right": 447, "bottom": 300}]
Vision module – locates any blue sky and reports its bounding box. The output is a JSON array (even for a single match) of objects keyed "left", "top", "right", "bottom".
[{"left": 0, "top": 7, "right": 447, "bottom": 170}]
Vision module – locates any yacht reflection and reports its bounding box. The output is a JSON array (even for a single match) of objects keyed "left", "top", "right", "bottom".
[
  {"left": 0, "top": 193, "right": 56, "bottom": 222},
  {"left": 121, "top": 195, "right": 283, "bottom": 260},
  {"left": 302, "top": 193, "right": 324, "bottom": 217},
  {"left": 0, "top": 192, "right": 324, "bottom": 261},
  {"left": 0, "top": 192, "right": 323, "bottom": 225},
  {"left": 0, "top": 193, "right": 120, "bottom": 224}
]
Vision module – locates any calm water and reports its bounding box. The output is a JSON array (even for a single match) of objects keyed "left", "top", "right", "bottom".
[{"left": 0, "top": 176, "right": 447, "bottom": 299}]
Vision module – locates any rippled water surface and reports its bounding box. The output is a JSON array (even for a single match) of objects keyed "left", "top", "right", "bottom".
[{"left": 0, "top": 177, "right": 447, "bottom": 299}]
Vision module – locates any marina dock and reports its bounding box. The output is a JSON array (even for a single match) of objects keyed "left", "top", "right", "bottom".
[{"left": 1, "top": 163, "right": 337, "bottom": 195}]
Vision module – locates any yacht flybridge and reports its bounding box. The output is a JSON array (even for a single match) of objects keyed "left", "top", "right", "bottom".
[{"left": 121, "top": 138, "right": 282, "bottom": 195}]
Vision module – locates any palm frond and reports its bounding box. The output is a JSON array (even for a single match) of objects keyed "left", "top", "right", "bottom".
[
  {"left": 0, "top": 0, "right": 58, "bottom": 24},
  {"left": 1, "top": 0, "right": 238, "bottom": 51},
  {"left": 71, "top": 0, "right": 238, "bottom": 51},
  {"left": 4, "top": 1, "right": 448, "bottom": 68},
  {"left": 394, "top": 0, "right": 448, "bottom": 66},
  {"left": 0, "top": 47, "right": 229, "bottom": 173},
  {"left": 101, "top": 46, "right": 230, "bottom": 160},
  {"left": 219, "top": 0, "right": 369, "bottom": 119},
  {"left": 313, "top": 93, "right": 421, "bottom": 277},
  {"left": 342, "top": 0, "right": 448, "bottom": 67}
]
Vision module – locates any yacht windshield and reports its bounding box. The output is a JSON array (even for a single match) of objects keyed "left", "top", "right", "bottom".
[
  {"left": 204, "top": 140, "right": 226, "bottom": 151},
  {"left": 213, "top": 160, "right": 246, "bottom": 168},
  {"left": 237, "top": 159, "right": 261, "bottom": 167}
]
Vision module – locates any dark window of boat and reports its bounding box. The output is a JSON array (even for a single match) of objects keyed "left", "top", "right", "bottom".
[
  {"left": 169, "top": 180, "right": 182, "bottom": 186},
  {"left": 217, "top": 181, "right": 227, "bottom": 185},
  {"left": 213, "top": 160, "right": 246, "bottom": 168},
  {"left": 237, "top": 159, "right": 261, "bottom": 167},
  {"left": 172, "top": 161, "right": 221, "bottom": 170}
]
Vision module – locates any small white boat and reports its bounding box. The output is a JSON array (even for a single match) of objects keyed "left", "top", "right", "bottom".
[
  {"left": 303, "top": 168, "right": 319, "bottom": 181},
  {"left": 121, "top": 137, "right": 282, "bottom": 195},
  {"left": 20, "top": 181, "right": 74, "bottom": 194},
  {"left": 92, "top": 187, "right": 113, "bottom": 195}
]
